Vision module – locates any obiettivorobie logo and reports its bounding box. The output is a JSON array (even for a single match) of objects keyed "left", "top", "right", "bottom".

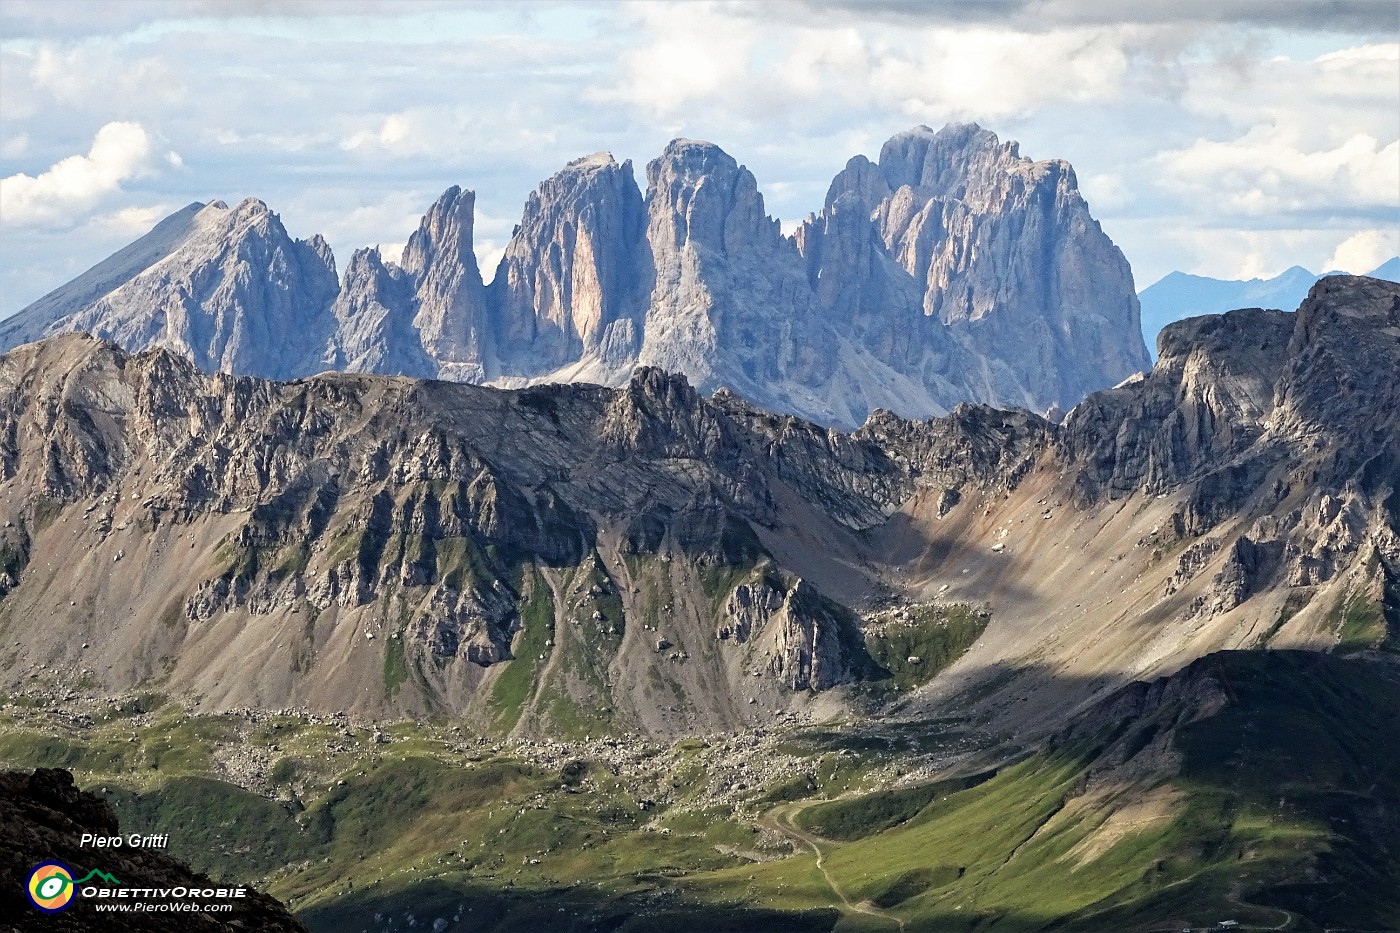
[
  {"left": 25, "top": 861, "right": 121, "bottom": 913},
  {"left": 25, "top": 857, "right": 249, "bottom": 916}
]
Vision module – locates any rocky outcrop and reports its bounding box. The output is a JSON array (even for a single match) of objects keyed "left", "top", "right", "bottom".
[
  {"left": 717, "top": 575, "right": 866, "bottom": 691},
  {"left": 1062, "top": 307, "right": 1295, "bottom": 499},
  {"left": 1060, "top": 275, "right": 1400, "bottom": 615},
  {"left": 0, "top": 768, "right": 306, "bottom": 932},
  {"left": 756, "top": 579, "right": 866, "bottom": 691}
]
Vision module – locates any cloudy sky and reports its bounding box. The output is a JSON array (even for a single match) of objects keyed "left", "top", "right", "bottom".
[{"left": 1, "top": 0, "right": 1396, "bottom": 318}]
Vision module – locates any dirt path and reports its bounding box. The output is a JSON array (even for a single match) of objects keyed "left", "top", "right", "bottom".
[
  {"left": 1226, "top": 885, "right": 1294, "bottom": 930},
  {"left": 761, "top": 801, "right": 906, "bottom": 933}
]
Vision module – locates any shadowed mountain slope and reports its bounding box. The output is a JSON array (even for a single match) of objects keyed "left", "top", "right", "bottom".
[{"left": 0, "top": 276, "right": 1393, "bottom": 744}]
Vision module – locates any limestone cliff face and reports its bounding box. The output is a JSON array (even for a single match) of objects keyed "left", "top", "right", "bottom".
[
  {"left": 1, "top": 123, "right": 1152, "bottom": 428},
  {"left": 490, "top": 153, "right": 649, "bottom": 381},
  {"left": 638, "top": 139, "right": 818, "bottom": 399},
  {"left": 1062, "top": 306, "right": 1295, "bottom": 499},
  {"left": 812, "top": 123, "right": 1150, "bottom": 412},
  {"left": 1, "top": 199, "right": 340, "bottom": 380},
  {"left": 794, "top": 191, "right": 925, "bottom": 369},
  {"left": 328, "top": 246, "right": 429, "bottom": 376},
  {"left": 400, "top": 185, "right": 492, "bottom": 381}
]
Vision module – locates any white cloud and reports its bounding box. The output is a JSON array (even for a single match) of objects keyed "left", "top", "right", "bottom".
[
  {"left": 377, "top": 241, "right": 406, "bottom": 265},
  {"left": 26, "top": 43, "right": 186, "bottom": 107},
  {"left": 1326, "top": 229, "right": 1400, "bottom": 273},
  {"left": 475, "top": 239, "right": 507, "bottom": 283},
  {"left": 599, "top": 3, "right": 755, "bottom": 117},
  {"left": 1146, "top": 225, "right": 1394, "bottom": 282},
  {"left": 602, "top": 6, "right": 1135, "bottom": 122},
  {"left": 860, "top": 27, "right": 1132, "bottom": 120},
  {"left": 0, "top": 134, "right": 29, "bottom": 159},
  {"left": 207, "top": 127, "right": 330, "bottom": 152},
  {"left": 1178, "top": 42, "right": 1399, "bottom": 142},
  {"left": 1, "top": 122, "right": 167, "bottom": 226},
  {"left": 341, "top": 113, "right": 420, "bottom": 152},
  {"left": 338, "top": 107, "right": 561, "bottom": 161},
  {"left": 1081, "top": 172, "right": 1134, "bottom": 211},
  {"left": 1154, "top": 125, "right": 1399, "bottom": 217}
]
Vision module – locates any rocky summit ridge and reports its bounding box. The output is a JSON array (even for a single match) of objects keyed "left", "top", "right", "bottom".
[
  {"left": 0, "top": 124, "right": 1149, "bottom": 429},
  {"left": 0, "top": 276, "right": 1393, "bottom": 742}
]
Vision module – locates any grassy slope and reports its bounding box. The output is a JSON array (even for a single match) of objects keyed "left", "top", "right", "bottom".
[
  {"left": 1, "top": 651, "right": 1396, "bottom": 932},
  {"left": 685, "top": 651, "right": 1400, "bottom": 932},
  {"left": 863, "top": 604, "right": 991, "bottom": 691}
]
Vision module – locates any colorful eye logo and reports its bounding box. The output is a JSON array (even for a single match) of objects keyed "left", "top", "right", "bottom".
[{"left": 27, "top": 861, "right": 75, "bottom": 912}]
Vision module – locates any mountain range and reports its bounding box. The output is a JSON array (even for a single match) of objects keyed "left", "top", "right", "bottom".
[
  {"left": 0, "top": 124, "right": 1150, "bottom": 428},
  {"left": 1, "top": 264, "right": 1397, "bottom": 928},
  {"left": 1139, "top": 257, "right": 1400, "bottom": 359},
  {"left": 3, "top": 118, "right": 1398, "bottom": 929},
  {"left": 1, "top": 274, "right": 1393, "bottom": 738}
]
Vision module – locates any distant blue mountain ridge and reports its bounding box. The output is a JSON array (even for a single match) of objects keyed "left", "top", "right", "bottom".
[{"left": 1137, "top": 257, "right": 1400, "bottom": 361}]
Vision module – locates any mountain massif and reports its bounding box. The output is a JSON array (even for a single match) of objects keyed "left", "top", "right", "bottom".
[
  {"left": 0, "top": 124, "right": 1149, "bottom": 428},
  {"left": 0, "top": 275, "right": 1394, "bottom": 744}
]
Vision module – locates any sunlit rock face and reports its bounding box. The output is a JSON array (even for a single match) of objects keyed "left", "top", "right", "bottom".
[{"left": 2, "top": 124, "right": 1151, "bottom": 428}]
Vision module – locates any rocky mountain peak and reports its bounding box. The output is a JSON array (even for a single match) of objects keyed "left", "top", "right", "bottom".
[
  {"left": 645, "top": 138, "right": 783, "bottom": 258},
  {"left": 401, "top": 185, "right": 477, "bottom": 279},
  {"left": 1064, "top": 274, "right": 1399, "bottom": 532},
  {"left": 6, "top": 124, "right": 1155, "bottom": 429},
  {"left": 1291, "top": 271, "right": 1400, "bottom": 344},
  {"left": 329, "top": 245, "right": 423, "bottom": 375},
  {"left": 563, "top": 151, "right": 621, "bottom": 173},
  {"left": 0, "top": 191, "right": 340, "bottom": 381},
  {"left": 401, "top": 185, "right": 491, "bottom": 380},
  {"left": 304, "top": 232, "right": 336, "bottom": 272},
  {"left": 344, "top": 243, "right": 389, "bottom": 276},
  {"left": 639, "top": 139, "right": 812, "bottom": 403},
  {"left": 230, "top": 195, "right": 272, "bottom": 217},
  {"left": 0, "top": 201, "right": 213, "bottom": 350},
  {"left": 1271, "top": 274, "right": 1400, "bottom": 450},
  {"left": 491, "top": 152, "right": 648, "bottom": 379},
  {"left": 822, "top": 154, "right": 891, "bottom": 212},
  {"left": 876, "top": 122, "right": 1015, "bottom": 199}
]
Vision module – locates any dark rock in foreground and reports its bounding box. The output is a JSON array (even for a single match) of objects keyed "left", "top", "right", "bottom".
[{"left": 0, "top": 768, "right": 306, "bottom": 932}]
